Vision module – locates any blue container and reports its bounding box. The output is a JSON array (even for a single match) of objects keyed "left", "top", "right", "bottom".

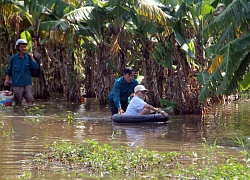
[
  {"left": 0, "top": 98, "right": 13, "bottom": 106},
  {"left": 0, "top": 91, "right": 14, "bottom": 106}
]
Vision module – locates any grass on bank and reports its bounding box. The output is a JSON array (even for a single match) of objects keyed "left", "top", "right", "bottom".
[{"left": 33, "top": 138, "right": 250, "bottom": 179}]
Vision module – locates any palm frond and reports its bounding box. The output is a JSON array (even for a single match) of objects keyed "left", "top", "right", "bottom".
[
  {"left": 0, "top": 3, "right": 18, "bottom": 18},
  {"left": 24, "top": 0, "right": 56, "bottom": 16},
  {"left": 39, "top": 20, "right": 59, "bottom": 31},
  {"left": 198, "top": 67, "right": 224, "bottom": 101},
  {"left": 204, "top": 0, "right": 250, "bottom": 43},
  {"left": 52, "top": 0, "right": 74, "bottom": 16},
  {"left": 226, "top": 51, "right": 250, "bottom": 93},
  {"left": 173, "top": 21, "right": 195, "bottom": 58},
  {"left": 218, "top": 33, "right": 250, "bottom": 77},
  {"left": 197, "top": 71, "right": 210, "bottom": 86},
  {"left": 48, "top": 6, "right": 95, "bottom": 32},
  {"left": 198, "top": 33, "right": 250, "bottom": 101},
  {"left": 136, "top": 0, "right": 175, "bottom": 26},
  {"left": 64, "top": 6, "right": 95, "bottom": 22}
]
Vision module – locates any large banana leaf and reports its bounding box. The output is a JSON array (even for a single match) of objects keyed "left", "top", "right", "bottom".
[
  {"left": 204, "top": 0, "right": 250, "bottom": 50},
  {"left": 198, "top": 33, "right": 250, "bottom": 101},
  {"left": 228, "top": 51, "right": 250, "bottom": 93},
  {"left": 198, "top": 67, "right": 224, "bottom": 101},
  {"left": 173, "top": 21, "right": 195, "bottom": 58},
  {"left": 218, "top": 33, "right": 250, "bottom": 78},
  {"left": 135, "top": 0, "right": 175, "bottom": 26}
]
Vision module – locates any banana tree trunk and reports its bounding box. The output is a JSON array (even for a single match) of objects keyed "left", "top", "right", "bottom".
[
  {"left": 166, "top": 45, "right": 202, "bottom": 114},
  {"left": 94, "top": 43, "right": 112, "bottom": 105},
  {"left": 32, "top": 29, "right": 50, "bottom": 98},
  {"left": 142, "top": 41, "right": 163, "bottom": 107},
  {"left": 84, "top": 49, "right": 96, "bottom": 97}
]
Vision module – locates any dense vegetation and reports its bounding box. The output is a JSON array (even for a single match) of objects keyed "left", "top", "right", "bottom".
[
  {"left": 0, "top": 0, "right": 249, "bottom": 114},
  {"left": 33, "top": 139, "right": 250, "bottom": 179}
]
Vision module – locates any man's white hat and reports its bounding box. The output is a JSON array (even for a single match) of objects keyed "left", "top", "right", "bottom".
[
  {"left": 134, "top": 85, "right": 148, "bottom": 93},
  {"left": 15, "top": 39, "right": 27, "bottom": 48}
]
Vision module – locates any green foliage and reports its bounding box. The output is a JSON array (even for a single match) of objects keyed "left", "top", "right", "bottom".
[
  {"left": 66, "top": 111, "right": 78, "bottom": 123},
  {"left": 198, "top": 34, "right": 250, "bottom": 101},
  {"left": 225, "top": 51, "right": 250, "bottom": 94},
  {"left": 33, "top": 138, "right": 250, "bottom": 179},
  {"left": 3, "top": 0, "right": 248, "bottom": 106},
  {"left": 135, "top": 0, "right": 176, "bottom": 27},
  {"left": 0, "top": 121, "right": 14, "bottom": 138},
  {"left": 20, "top": 171, "right": 31, "bottom": 179},
  {"left": 234, "top": 136, "right": 250, "bottom": 161},
  {"left": 196, "top": 70, "right": 210, "bottom": 85},
  {"left": 25, "top": 106, "right": 44, "bottom": 116},
  {"left": 2, "top": 125, "right": 14, "bottom": 137},
  {"left": 19, "top": 106, "right": 45, "bottom": 122},
  {"left": 173, "top": 21, "right": 195, "bottom": 58},
  {"left": 160, "top": 99, "right": 179, "bottom": 113},
  {"left": 152, "top": 41, "right": 174, "bottom": 68},
  {"left": 240, "top": 71, "right": 250, "bottom": 90},
  {"left": 35, "top": 139, "right": 179, "bottom": 174},
  {"left": 198, "top": 0, "right": 250, "bottom": 101},
  {"left": 204, "top": 0, "right": 250, "bottom": 48}
]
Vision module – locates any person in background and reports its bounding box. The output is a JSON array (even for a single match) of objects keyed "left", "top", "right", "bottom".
[
  {"left": 4, "top": 39, "right": 39, "bottom": 106},
  {"left": 126, "top": 85, "right": 168, "bottom": 117},
  {"left": 109, "top": 67, "right": 139, "bottom": 115}
]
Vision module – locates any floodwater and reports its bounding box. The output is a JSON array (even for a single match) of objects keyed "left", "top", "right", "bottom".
[{"left": 0, "top": 97, "right": 249, "bottom": 179}]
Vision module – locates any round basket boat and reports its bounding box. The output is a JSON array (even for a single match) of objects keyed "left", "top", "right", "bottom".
[{"left": 112, "top": 113, "right": 169, "bottom": 123}]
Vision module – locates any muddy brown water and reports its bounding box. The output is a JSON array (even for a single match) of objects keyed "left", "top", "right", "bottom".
[{"left": 0, "top": 98, "right": 249, "bottom": 179}]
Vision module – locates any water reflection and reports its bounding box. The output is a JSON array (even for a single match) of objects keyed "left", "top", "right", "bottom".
[
  {"left": 112, "top": 122, "right": 169, "bottom": 147},
  {"left": 0, "top": 98, "right": 249, "bottom": 179}
]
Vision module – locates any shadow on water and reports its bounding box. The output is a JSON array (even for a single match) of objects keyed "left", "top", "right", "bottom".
[{"left": 0, "top": 98, "right": 249, "bottom": 179}]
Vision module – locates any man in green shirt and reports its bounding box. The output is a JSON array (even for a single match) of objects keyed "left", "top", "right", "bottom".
[
  {"left": 109, "top": 68, "right": 139, "bottom": 115},
  {"left": 4, "top": 39, "right": 39, "bottom": 106}
]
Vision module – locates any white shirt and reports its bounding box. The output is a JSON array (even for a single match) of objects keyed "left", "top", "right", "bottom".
[{"left": 125, "top": 95, "right": 146, "bottom": 115}]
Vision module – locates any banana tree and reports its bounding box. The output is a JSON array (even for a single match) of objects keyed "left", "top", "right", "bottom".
[
  {"left": 131, "top": 0, "right": 176, "bottom": 107},
  {"left": 0, "top": 0, "right": 24, "bottom": 88},
  {"left": 58, "top": 0, "right": 127, "bottom": 103},
  {"left": 197, "top": 0, "right": 250, "bottom": 102},
  {"left": 152, "top": 0, "right": 215, "bottom": 114}
]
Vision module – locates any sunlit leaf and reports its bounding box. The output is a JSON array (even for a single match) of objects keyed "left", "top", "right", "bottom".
[
  {"left": 20, "top": 31, "right": 32, "bottom": 52},
  {"left": 208, "top": 54, "right": 223, "bottom": 74},
  {"left": 239, "top": 72, "right": 250, "bottom": 90}
]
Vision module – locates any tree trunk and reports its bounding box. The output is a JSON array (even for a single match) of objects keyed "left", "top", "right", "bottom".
[
  {"left": 165, "top": 45, "right": 202, "bottom": 114},
  {"left": 32, "top": 25, "right": 51, "bottom": 99},
  {"left": 94, "top": 43, "right": 112, "bottom": 105},
  {"left": 84, "top": 49, "right": 96, "bottom": 97},
  {"left": 142, "top": 40, "right": 163, "bottom": 107}
]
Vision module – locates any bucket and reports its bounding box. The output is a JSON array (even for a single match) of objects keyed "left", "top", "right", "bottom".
[{"left": 0, "top": 91, "right": 14, "bottom": 106}]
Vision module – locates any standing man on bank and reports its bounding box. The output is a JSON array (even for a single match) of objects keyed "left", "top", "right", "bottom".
[
  {"left": 109, "top": 67, "right": 139, "bottom": 115},
  {"left": 4, "top": 39, "right": 39, "bottom": 106}
]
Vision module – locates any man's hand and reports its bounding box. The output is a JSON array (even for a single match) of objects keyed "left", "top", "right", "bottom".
[
  {"left": 118, "top": 108, "right": 124, "bottom": 114},
  {"left": 4, "top": 80, "right": 10, "bottom": 86},
  {"left": 161, "top": 111, "right": 168, "bottom": 118},
  {"left": 4, "top": 75, "right": 10, "bottom": 86},
  {"left": 28, "top": 52, "right": 35, "bottom": 61}
]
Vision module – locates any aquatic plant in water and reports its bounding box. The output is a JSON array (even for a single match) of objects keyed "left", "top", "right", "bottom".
[
  {"left": 32, "top": 139, "right": 250, "bottom": 179},
  {"left": 65, "top": 111, "right": 78, "bottom": 123},
  {"left": 0, "top": 121, "right": 14, "bottom": 138}
]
